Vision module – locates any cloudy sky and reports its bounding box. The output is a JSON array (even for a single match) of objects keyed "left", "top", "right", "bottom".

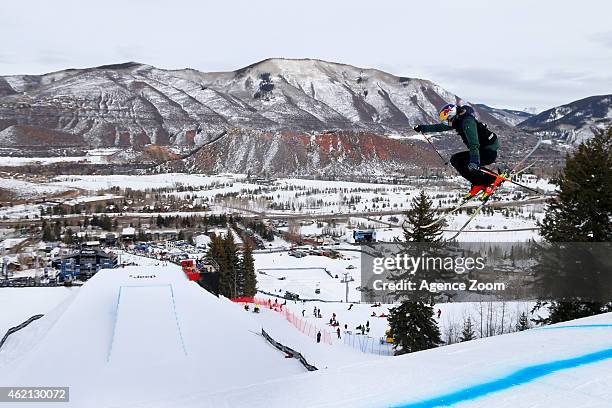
[{"left": 1, "top": 0, "right": 611, "bottom": 111}]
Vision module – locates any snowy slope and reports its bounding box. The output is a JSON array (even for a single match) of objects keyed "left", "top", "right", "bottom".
[
  {"left": 129, "top": 313, "right": 612, "bottom": 408},
  {"left": 2, "top": 263, "right": 609, "bottom": 408},
  {"left": 0, "top": 287, "right": 75, "bottom": 333}
]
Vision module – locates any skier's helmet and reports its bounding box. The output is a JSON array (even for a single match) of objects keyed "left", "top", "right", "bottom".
[{"left": 438, "top": 104, "right": 457, "bottom": 125}]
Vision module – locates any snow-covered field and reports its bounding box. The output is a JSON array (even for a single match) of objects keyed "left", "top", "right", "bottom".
[
  {"left": 1, "top": 173, "right": 551, "bottom": 245},
  {"left": 0, "top": 177, "right": 71, "bottom": 199},
  {"left": 254, "top": 251, "right": 360, "bottom": 301},
  {"left": 49, "top": 173, "right": 246, "bottom": 191}
]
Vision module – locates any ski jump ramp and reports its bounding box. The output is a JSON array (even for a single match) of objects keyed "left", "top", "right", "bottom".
[
  {"left": 108, "top": 284, "right": 187, "bottom": 363},
  {"left": 0, "top": 265, "right": 304, "bottom": 408}
]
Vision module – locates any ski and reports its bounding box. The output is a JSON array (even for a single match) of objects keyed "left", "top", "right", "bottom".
[
  {"left": 447, "top": 196, "right": 492, "bottom": 240},
  {"left": 403, "top": 161, "right": 538, "bottom": 234},
  {"left": 479, "top": 168, "right": 541, "bottom": 194},
  {"left": 446, "top": 136, "right": 543, "bottom": 240},
  {"left": 509, "top": 135, "right": 543, "bottom": 174}
]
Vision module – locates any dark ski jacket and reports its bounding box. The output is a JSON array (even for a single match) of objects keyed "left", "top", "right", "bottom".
[{"left": 417, "top": 105, "right": 500, "bottom": 162}]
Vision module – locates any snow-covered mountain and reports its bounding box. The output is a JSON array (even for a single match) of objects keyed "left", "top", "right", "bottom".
[
  {"left": 474, "top": 103, "right": 534, "bottom": 126},
  {"left": 0, "top": 59, "right": 513, "bottom": 145},
  {"left": 518, "top": 94, "right": 612, "bottom": 144},
  {"left": 0, "top": 59, "right": 544, "bottom": 175}
]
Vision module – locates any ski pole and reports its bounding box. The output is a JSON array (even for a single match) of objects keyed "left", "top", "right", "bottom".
[
  {"left": 479, "top": 168, "right": 541, "bottom": 193},
  {"left": 419, "top": 132, "right": 449, "bottom": 165}
]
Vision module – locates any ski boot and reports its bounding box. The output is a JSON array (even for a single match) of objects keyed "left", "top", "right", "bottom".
[
  {"left": 481, "top": 171, "right": 509, "bottom": 199},
  {"left": 464, "top": 184, "right": 486, "bottom": 199}
]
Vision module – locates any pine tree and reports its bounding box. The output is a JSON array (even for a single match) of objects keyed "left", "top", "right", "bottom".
[
  {"left": 208, "top": 234, "right": 230, "bottom": 298},
  {"left": 223, "top": 233, "right": 241, "bottom": 298},
  {"left": 536, "top": 129, "right": 612, "bottom": 323},
  {"left": 540, "top": 128, "right": 612, "bottom": 242},
  {"left": 403, "top": 190, "right": 443, "bottom": 242},
  {"left": 41, "top": 221, "right": 53, "bottom": 241},
  {"left": 240, "top": 243, "right": 257, "bottom": 297},
  {"left": 394, "top": 190, "right": 444, "bottom": 304},
  {"left": 63, "top": 228, "right": 74, "bottom": 245},
  {"left": 388, "top": 301, "right": 441, "bottom": 355},
  {"left": 516, "top": 312, "right": 530, "bottom": 331},
  {"left": 460, "top": 317, "right": 476, "bottom": 341},
  {"left": 100, "top": 215, "right": 112, "bottom": 231}
]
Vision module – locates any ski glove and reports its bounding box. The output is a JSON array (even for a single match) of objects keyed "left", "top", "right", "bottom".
[
  {"left": 468, "top": 161, "right": 480, "bottom": 171},
  {"left": 413, "top": 125, "right": 422, "bottom": 133}
]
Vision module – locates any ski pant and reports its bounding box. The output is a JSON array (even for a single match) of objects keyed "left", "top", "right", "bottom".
[{"left": 450, "top": 149, "right": 497, "bottom": 186}]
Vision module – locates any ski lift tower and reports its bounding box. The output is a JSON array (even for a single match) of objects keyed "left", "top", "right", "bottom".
[
  {"left": 2, "top": 241, "right": 7, "bottom": 282},
  {"left": 341, "top": 271, "right": 355, "bottom": 303},
  {"left": 2, "top": 255, "right": 8, "bottom": 283}
]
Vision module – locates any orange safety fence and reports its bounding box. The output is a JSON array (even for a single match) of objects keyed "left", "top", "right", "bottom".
[{"left": 231, "top": 297, "right": 333, "bottom": 345}]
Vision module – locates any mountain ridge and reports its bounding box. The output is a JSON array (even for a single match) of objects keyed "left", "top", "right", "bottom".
[
  {"left": 0, "top": 58, "right": 556, "bottom": 175},
  {"left": 517, "top": 94, "right": 612, "bottom": 144}
]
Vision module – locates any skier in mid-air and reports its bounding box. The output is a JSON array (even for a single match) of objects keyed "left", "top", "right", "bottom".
[{"left": 413, "top": 104, "right": 500, "bottom": 198}]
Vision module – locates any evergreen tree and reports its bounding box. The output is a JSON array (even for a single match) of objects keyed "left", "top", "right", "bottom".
[
  {"left": 41, "top": 222, "right": 53, "bottom": 241},
  {"left": 240, "top": 243, "right": 257, "bottom": 297},
  {"left": 516, "top": 312, "right": 530, "bottom": 332},
  {"left": 535, "top": 129, "right": 612, "bottom": 323},
  {"left": 53, "top": 221, "right": 61, "bottom": 241},
  {"left": 403, "top": 190, "right": 443, "bottom": 242},
  {"left": 388, "top": 301, "right": 441, "bottom": 355},
  {"left": 393, "top": 190, "right": 444, "bottom": 304},
  {"left": 63, "top": 228, "right": 74, "bottom": 245},
  {"left": 100, "top": 215, "right": 112, "bottom": 231},
  {"left": 223, "top": 233, "right": 240, "bottom": 298},
  {"left": 540, "top": 128, "right": 612, "bottom": 241},
  {"left": 207, "top": 234, "right": 230, "bottom": 297},
  {"left": 460, "top": 317, "right": 476, "bottom": 341}
]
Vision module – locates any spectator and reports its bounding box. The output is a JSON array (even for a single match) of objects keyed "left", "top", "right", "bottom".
[{"left": 337, "top": 327, "right": 341, "bottom": 339}]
